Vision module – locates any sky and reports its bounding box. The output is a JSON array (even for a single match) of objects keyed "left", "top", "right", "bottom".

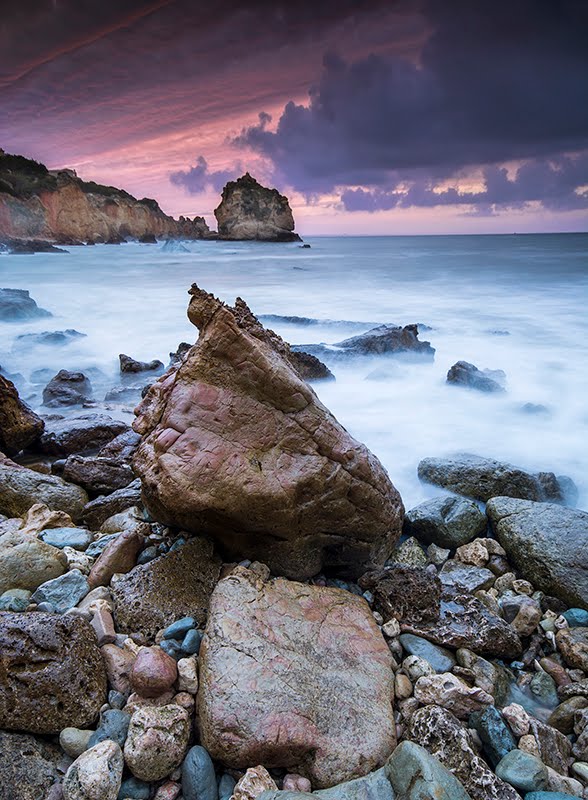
[{"left": 1, "top": 0, "right": 587, "bottom": 235}]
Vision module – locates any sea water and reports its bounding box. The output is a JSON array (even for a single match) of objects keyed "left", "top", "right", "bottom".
[{"left": 1, "top": 233, "right": 587, "bottom": 510}]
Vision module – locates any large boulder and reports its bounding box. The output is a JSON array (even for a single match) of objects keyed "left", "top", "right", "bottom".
[
  {"left": 0, "top": 731, "right": 62, "bottom": 800},
  {"left": 132, "top": 286, "right": 403, "bottom": 579},
  {"left": 446, "top": 361, "right": 506, "bottom": 393},
  {"left": 42, "top": 370, "right": 92, "bottom": 407},
  {"left": 293, "top": 324, "right": 435, "bottom": 364},
  {"left": 197, "top": 566, "right": 396, "bottom": 789},
  {"left": 487, "top": 497, "right": 588, "bottom": 609},
  {"left": 0, "top": 375, "right": 44, "bottom": 455},
  {"left": 0, "top": 527, "right": 67, "bottom": 593},
  {"left": 214, "top": 173, "right": 300, "bottom": 241},
  {"left": 39, "top": 414, "right": 131, "bottom": 456},
  {"left": 0, "top": 453, "right": 88, "bottom": 520},
  {"left": 0, "top": 287, "right": 51, "bottom": 321},
  {"left": 0, "top": 613, "right": 107, "bottom": 733},
  {"left": 418, "top": 453, "right": 576, "bottom": 505},
  {"left": 404, "top": 495, "right": 488, "bottom": 548}
]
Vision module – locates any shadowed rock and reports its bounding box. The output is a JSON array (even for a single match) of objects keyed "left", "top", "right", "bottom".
[
  {"left": 215, "top": 173, "right": 301, "bottom": 241},
  {"left": 447, "top": 361, "right": 506, "bottom": 393},
  {"left": 0, "top": 287, "right": 51, "bottom": 321},
  {"left": 0, "top": 375, "right": 44, "bottom": 455},
  {"left": 132, "top": 285, "right": 403, "bottom": 579}
]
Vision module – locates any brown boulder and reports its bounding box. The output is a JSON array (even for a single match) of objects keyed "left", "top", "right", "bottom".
[
  {"left": 111, "top": 536, "right": 221, "bottom": 638},
  {"left": 0, "top": 375, "right": 44, "bottom": 455},
  {"left": 0, "top": 613, "right": 107, "bottom": 734},
  {"left": 197, "top": 566, "right": 396, "bottom": 789},
  {"left": 0, "top": 731, "right": 62, "bottom": 800},
  {"left": 132, "top": 286, "right": 403, "bottom": 579},
  {"left": 88, "top": 528, "right": 144, "bottom": 588},
  {"left": 214, "top": 173, "right": 300, "bottom": 241}
]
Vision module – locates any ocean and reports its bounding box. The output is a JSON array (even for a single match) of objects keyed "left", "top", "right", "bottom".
[{"left": 1, "top": 232, "right": 587, "bottom": 511}]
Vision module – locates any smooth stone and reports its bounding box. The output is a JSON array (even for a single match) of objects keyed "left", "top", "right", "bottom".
[
  {"left": 60, "top": 727, "right": 93, "bottom": 759},
  {"left": 525, "top": 794, "right": 583, "bottom": 800},
  {"left": 218, "top": 773, "right": 236, "bottom": 800},
  {"left": 163, "top": 616, "right": 196, "bottom": 640},
  {"left": 130, "top": 646, "right": 178, "bottom": 698},
  {"left": 495, "top": 749, "right": 548, "bottom": 792},
  {"left": 85, "top": 534, "right": 118, "bottom": 558},
  {"left": 563, "top": 608, "right": 588, "bottom": 627},
  {"left": 160, "top": 639, "right": 183, "bottom": 659},
  {"left": 87, "top": 709, "right": 131, "bottom": 749},
  {"left": 109, "top": 690, "right": 127, "bottom": 710},
  {"left": 181, "top": 745, "right": 219, "bottom": 800},
  {"left": 40, "top": 527, "right": 93, "bottom": 550},
  {"left": 469, "top": 706, "right": 517, "bottom": 767},
  {"left": 404, "top": 495, "right": 487, "bottom": 549},
  {"left": 63, "top": 740, "right": 123, "bottom": 800},
  {"left": 181, "top": 628, "right": 203, "bottom": 654},
  {"left": 117, "top": 776, "right": 151, "bottom": 800},
  {"left": 0, "top": 528, "right": 68, "bottom": 594},
  {"left": 31, "top": 569, "right": 89, "bottom": 613},
  {"left": 386, "top": 740, "right": 472, "bottom": 799},
  {"left": 398, "top": 633, "right": 456, "bottom": 673}
]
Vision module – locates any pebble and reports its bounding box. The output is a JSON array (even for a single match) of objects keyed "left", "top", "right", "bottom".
[
  {"left": 231, "top": 766, "right": 278, "bottom": 799},
  {"left": 399, "top": 634, "right": 456, "bottom": 673},
  {"left": 91, "top": 606, "right": 117, "bottom": 645},
  {"left": 159, "top": 639, "right": 183, "bottom": 659},
  {"left": 427, "top": 543, "right": 450, "bottom": 566},
  {"left": 218, "top": 773, "right": 236, "bottom": 800},
  {"left": 390, "top": 537, "right": 428, "bottom": 568},
  {"left": 117, "top": 776, "right": 151, "bottom": 800},
  {"left": 283, "top": 774, "right": 312, "bottom": 792},
  {"left": 502, "top": 702, "right": 531, "bottom": 736},
  {"left": 130, "top": 646, "right": 178, "bottom": 697},
  {"left": 181, "top": 745, "right": 219, "bottom": 800},
  {"left": 382, "top": 618, "right": 400, "bottom": 638},
  {"left": 562, "top": 608, "right": 588, "bottom": 627},
  {"left": 101, "top": 643, "right": 136, "bottom": 695},
  {"left": 495, "top": 749, "right": 548, "bottom": 792},
  {"left": 87, "top": 709, "right": 131, "bottom": 749},
  {"left": 78, "top": 586, "right": 113, "bottom": 613},
  {"left": 163, "top": 617, "right": 196, "bottom": 640},
  {"left": 124, "top": 704, "right": 190, "bottom": 782},
  {"left": 63, "top": 740, "right": 124, "bottom": 800},
  {"left": 571, "top": 761, "right": 588, "bottom": 781},
  {"left": 85, "top": 534, "right": 119, "bottom": 559},
  {"left": 525, "top": 794, "right": 584, "bottom": 800},
  {"left": 455, "top": 539, "right": 489, "bottom": 567},
  {"left": 414, "top": 673, "right": 493, "bottom": 719},
  {"left": 0, "top": 588, "right": 31, "bottom": 611},
  {"left": 31, "top": 569, "right": 89, "bottom": 613},
  {"left": 181, "top": 628, "right": 203, "bottom": 655},
  {"left": 40, "top": 528, "right": 93, "bottom": 551},
  {"left": 177, "top": 657, "right": 198, "bottom": 694},
  {"left": 88, "top": 528, "right": 144, "bottom": 588},
  {"left": 59, "top": 727, "right": 93, "bottom": 759},
  {"left": 395, "top": 673, "right": 413, "bottom": 699},
  {"left": 502, "top": 595, "right": 542, "bottom": 637},
  {"left": 402, "top": 655, "right": 435, "bottom": 681},
  {"left": 109, "top": 690, "right": 127, "bottom": 710},
  {"left": 154, "top": 781, "right": 181, "bottom": 800}
]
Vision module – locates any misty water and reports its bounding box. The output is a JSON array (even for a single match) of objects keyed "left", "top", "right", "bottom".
[{"left": 1, "top": 233, "right": 587, "bottom": 511}]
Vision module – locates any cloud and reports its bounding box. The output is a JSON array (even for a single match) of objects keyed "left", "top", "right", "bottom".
[
  {"left": 233, "top": 0, "right": 588, "bottom": 208},
  {"left": 169, "top": 156, "right": 242, "bottom": 194},
  {"left": 340, "top": 153, "right": 588, "bottom": 212}
]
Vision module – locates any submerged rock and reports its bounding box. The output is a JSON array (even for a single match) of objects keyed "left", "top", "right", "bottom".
[
  {"left": 293, "top": 324, "right": 435, "bottom": 364},
  {"left": 215, "top": 173, "right": 300, "bottom": 241},
  {"left": 0, "top": 374, "right": 44, "bottom": 455},
  {"left": 447, "top": 361, "right": 506, "bottom": 392},
  {"left": 487, "top": 497, "right": 588, "bottom": 608},
  {"left": 198, "top": 566, "right": 396, "bottom": 788},
  {"left": 42, "top": 369, "right": 92, "bottom": 407},
  {"left": 119, "top": 354, "right": 165, "bottom": 374},
  {"left": 132, "top": 285, "right": 403, "bottom": 579},
  {"left": 0, "top": 287, "right": 51, "bottom": 321},
  {"left": 14, "top": 329, "right": 86, "bottom": 348},
  {"left": 418, "top": 453, "right": 577, "bottom": 504}
]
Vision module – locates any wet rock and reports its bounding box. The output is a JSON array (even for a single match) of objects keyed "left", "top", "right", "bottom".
[
  {"left": 495, "top": 749, "right": 548, "bottom": 793},
  {"left": 414, "top": 672, "right": 493, "bottom": 718},
  {"left": 0, "top": 526, "right": 67, "bottom": 592},
  {"left": 112, "top": 537, "right": 221, "bottom": 638},
  {"left": 119, "top": 354, "right": 165, "bottom": 374},
  {"left": 389, "top": 536, "right": 428, "bottom": 567},
  {"left": 0, "top": 730, "right": 62, "bottom": 800},
  {"left": 130, "top": 646, "right": 178, "bottom": 698},
  {"left": 439, "top": 560, "right": 495, "bottom": 592},
  {"left": 0, "top": 375, "right": 44, "bottom": 455},
  {"left": 181, "top": 745, "right": 218, "bottom": 800},
  {"left": 215, "top": 173, "right": 300, "bottom": 241},
  {"left": 404, "top": 495, "right": 487, "bottom": 549},
  {"left": 124, "top": 704, "right": 190, "bottom": 781},
  {"left": 418, "top": 454, "right": 576, "bottom": 504},
  {"left": 446, "top": 361, "right": 506, "bottom": 392},
  {"left": 359, "top": 565, "right": 441, "bottom": 625},
  {"left": 42, "top": 370, "right": 92, "bottom": 407},
  {"left": 63, "top": 740, "right": 123, "bottom": 800},
  {"left": 132, "top": 285, "right": 403, "bottom": 579},
  {"left": 198, "top": 566, "right": 395, "bottom": 788},
  {"left": 399, "top": 633, "right": 456, "bottom": 673},
  {"left": 0, "top": 613, "right": 106, "bottom": 733},
  {"left": 31, "top": 568, "right": 89, "bottom": 612},
  {"left": 402, "top": 590, "right": 522, "bottom": 659},
  {"left": 88, "top": 528, "right": 144, "bottom": 588},
  {"left": 407, "top": 705, "right": 521, "bottom": 800},
  {"left": 487, "top": 498, "right": 588, "bottom": 609},
  {"left": 501, "top": 595, "right": 542, "bottom": 637},
  {"left": 563, "top": 608, "right": 588, "bottom": 627},
  {"left": 0, "top": 453, "right": 88, "bottom": 520},
  {"left": 469, "top": 706, "right": 517, "bottom": 767},
  {"left": 335, "top": 324, "right": 435, "bottom": 358},
  {"left": 83, "top": 479, "right": 142, "bottom": 529},
  {"left": 39, "top": 414, "right": 130, "bottom": 457},
  {"left": 61, "top": 454, "right": 135, "bottom": 494},
  {"left": 0, "top": 288, "right": 52, "bottom": 321},
  {"left": 233, "top": 766, "right": 278, "bottom": 800},
  {"left": 387, "top": 741, "right": 472, "bottom": 800},
  {"left": 14, "top": 329, "right": 86, "bottom": 349},
  {"left": 556, "top": 627, "right": 588, "bottom": 671}
]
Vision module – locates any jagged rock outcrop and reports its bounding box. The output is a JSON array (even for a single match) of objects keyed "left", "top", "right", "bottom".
[
  {"left": 0, "top": 151, "right": 213, "bottom": 244},
  {"left": 132, "top": 285, "right": 403, "bottom": 579},
  {"left": 214, "top": 173, "right": 300, "bottom": 241}
]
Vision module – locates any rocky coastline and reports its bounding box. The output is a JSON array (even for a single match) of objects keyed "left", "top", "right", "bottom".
[{"left": 1, "top": 285, "right": 587, "bottom": 800}]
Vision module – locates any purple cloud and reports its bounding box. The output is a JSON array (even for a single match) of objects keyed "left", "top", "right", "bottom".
[{"left": 169, "top": 156, "right": 242, "bottom": 194}]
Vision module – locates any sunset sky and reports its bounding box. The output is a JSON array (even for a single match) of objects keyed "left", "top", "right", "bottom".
[{"left": 1, "top": 0, "right": 587, "bottom": 234}]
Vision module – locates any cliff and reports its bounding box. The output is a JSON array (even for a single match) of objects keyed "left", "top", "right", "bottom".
[
  {"left": 214, "top": 172, "right": 300, "bottom": 241},
  {"left": 0, "top": 150, "right": 212, "bottom": 243}
]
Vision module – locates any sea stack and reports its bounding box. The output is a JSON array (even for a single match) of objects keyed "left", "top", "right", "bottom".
[{"left": 214, "top": 173, "right": 301, "bottom": 241}]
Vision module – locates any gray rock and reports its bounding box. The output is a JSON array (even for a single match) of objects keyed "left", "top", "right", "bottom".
[
  {"left": 446, "top": 361, "right": 505, "bottom": 393},
  {"left": 43, "top": 370, "right": 92, "bottom": 407},
  {"left": 182, "top": 745, "right": 219, "bottom": 800},
  {"left": 0, "top": 528, "right": 68, "bottom": 593},
  {"left": 39, "top": 414, "right": 130, "bottom": 457},
  {"left": 0, "top": 730, "right": 61, "bottom": 800},
  {"left": 83, "top": 479, "right": 142, "bottom": 530},
  {"left": 124, "top": 704, "right": 190, "bottom": 782},
  {"left": 119, "top": 354, "right": 164, "bottom": 374},
  {"left": 439, "top": 560, "right": 495, "bottom": 592},
  {"left": 0, "top": 288, "right": 52, "bottom": 321},
  {"left": 495, "top": 749, "right": 548, "bottom": 793},
  {"left": 418, "top": 454, "right": 576, "bottom": 504},
  {"left": 87, "top": 709, "right": 131, "bottom": 749},
  {"left": 31, "top": 568, "right": 90, "bottom": 613},
  {"left": 404, "top": 495, "right": 487, "bottom": 549},
  {"left": 398, "top": 633, "right": 456, "bottom": 673},
  {"left": 40, "top": 527, "right": 93, "bottom": 550},
  {"left": 0, "top": 455, "right": 88, "bottom": 521},
  {"left": 259, "top": 765, "right": 394, "bottom": 800},
  {"left": 469, "top": 706, "right": 517, "bottom": 768},
  {"left": 387, "top": 740, "right": 472, "bottom": 799},
  {"left": 62, "top": 454, "right": 135, "bottom": 494},
  {"left": 487, "top": 498, "right": 588, "bottom": 609}
]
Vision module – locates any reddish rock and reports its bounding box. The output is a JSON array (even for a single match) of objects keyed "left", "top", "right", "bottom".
[
  {"left": 88, "top": 528, "right": 144, "bottom": 588},
  {"left": 197, "top": 566, "right": 396, "bottom": 789},
  {"left": 132, "top": 286, "right": 403, "bottom": 580},
  {"left": 101, "top": 643, "right": 136, "bottom": 695},
  {"left": 131, "top": 647, "right": 178, "bottom": 698},
  {"left": 0, "top": 375, "right": 44, "bottom": 455}
]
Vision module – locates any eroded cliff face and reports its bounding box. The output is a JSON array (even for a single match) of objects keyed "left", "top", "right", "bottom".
[
  {"left": 214, "top": 173, "right": 300, "bottom": 241},
  {"left": 0, "top": 152, "right": 211, "bottom": 242}
]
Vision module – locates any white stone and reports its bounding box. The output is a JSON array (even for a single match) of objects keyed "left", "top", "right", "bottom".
[{"left": 63, "top": 740, "right": 123, "bottom": 800}]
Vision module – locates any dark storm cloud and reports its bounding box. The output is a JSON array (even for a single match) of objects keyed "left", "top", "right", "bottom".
[
  {"left": 170, "top": 156, "right": 242, "bottom": 194},
  {"left": 234, "top": 0, "right": 588, "bottom": 207}
]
